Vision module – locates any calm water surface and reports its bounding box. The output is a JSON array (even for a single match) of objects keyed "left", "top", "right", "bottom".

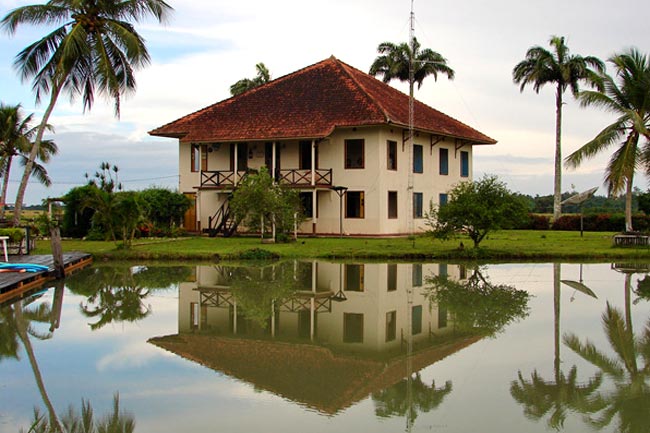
[{"left": 2, "top": 261, "right": 650, "bottom": 433}]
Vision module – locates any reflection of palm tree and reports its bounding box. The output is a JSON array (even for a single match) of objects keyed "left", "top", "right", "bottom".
[
  {"left": 511, "top": 263, "right": 601, "bottom": 429},
  {"left": 564, "top": 303, "right": 650, "bottom": 432},
  {"left": 81, "top": 285, "right": 151, "bottom": 331},
  {"left": 68, "top": 266, "right": 160, "bottom": 330},
  {"left": 373, "top": 373, "right": 452, "bottom": 427},
  {"left": 26, "top": 394, "right": 134, "bottom": 433},
  {"left": 511, "top": 366, "right": 603, "bottom": 429},
  {"left": 1, "top": 298, "right": 63, "bottom": 431}
]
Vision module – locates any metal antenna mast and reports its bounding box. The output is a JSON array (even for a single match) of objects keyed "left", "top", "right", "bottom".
[{"left": 407, "top": 0, "right": 415, "bottom": 237}]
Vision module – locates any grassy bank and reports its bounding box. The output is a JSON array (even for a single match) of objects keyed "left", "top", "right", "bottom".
[{"left": 29, "top": 230, "right": 650, "bottom": 261}]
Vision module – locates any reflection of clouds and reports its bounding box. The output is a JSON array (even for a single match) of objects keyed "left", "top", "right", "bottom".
[
  {"left": 122, "top": 379, "right": 277, "bottom": 402},
  {"left": 96, "top": 342, "right": 168, "bottom": 372}
]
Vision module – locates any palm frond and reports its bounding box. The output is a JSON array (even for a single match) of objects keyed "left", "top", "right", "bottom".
[
  {"left": 1, "top": 4, "right": 70, "bottom": 34},
  {"left": 563, "top": 333, "right": 625, "bottom": 378},
  {"left": 565, "top": 119, "right": 627, "bottom": 167}
]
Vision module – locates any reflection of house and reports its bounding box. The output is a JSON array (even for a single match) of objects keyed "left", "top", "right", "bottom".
[
  {"left": 149, "top": 262, "right": 480, "bottom": 414},
  {"left": 149, "top": 56, "right": 496, "bottom": 235},
  {"left": 177, "top": 262, "right": 463, "bottom": 351}
]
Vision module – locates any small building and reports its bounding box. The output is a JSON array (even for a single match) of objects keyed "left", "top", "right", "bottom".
[{"left": 149, "top": 56, "right": 496, "bottom": 236}]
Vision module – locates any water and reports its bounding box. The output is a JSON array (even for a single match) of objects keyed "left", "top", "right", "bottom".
[{"left": 2, "top": 261, "right": 650, "bottom": 433}]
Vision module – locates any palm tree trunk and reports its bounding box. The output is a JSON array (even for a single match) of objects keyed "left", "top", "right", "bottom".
[
  {"left": 12, "top": 83, "right": 63, "bottom": 226},
  {"left": 625, "top": 173, "right": 633, "bottom": 232},
  {"left": 0, "top": 156, "right": 13, "bottom": 220},
  {"left": 553, "top": 88, "right": 563, "bottom": 222},
  {"left": 14, "top": 307, "right": 63, "bottom": 432},
  {"left": 553, "top": 263, "right": 561, "bottom": 383}
]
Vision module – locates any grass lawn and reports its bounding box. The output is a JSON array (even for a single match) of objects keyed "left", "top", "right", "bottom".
[{"left": 30, "top": 230, "right": 650, "bottom": 261}]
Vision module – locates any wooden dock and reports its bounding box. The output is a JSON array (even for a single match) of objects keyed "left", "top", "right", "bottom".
[{"left": 0, "top": 252, "right": 93, "bottom": 304}]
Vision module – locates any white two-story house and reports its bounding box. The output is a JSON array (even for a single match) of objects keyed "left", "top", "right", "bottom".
[{"left": 149, "top": 56, "right": 496, "bottom": 236}]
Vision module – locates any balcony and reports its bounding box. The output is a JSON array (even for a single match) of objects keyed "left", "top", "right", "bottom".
[
  {"left": 277, "top": 168, "right": 332, "bottom": 187},
  {"left": 199, "top": 168, "right": 332, "bottom": 189}
]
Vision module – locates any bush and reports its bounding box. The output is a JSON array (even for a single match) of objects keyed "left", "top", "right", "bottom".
[
  {"left": 238, "top": 248, "right": 279, "bottom": 260},
  {"left": 0, "top": 228, "right": 25, "bottom": 243},
  {"left": 517, "top": 214, "right": 550, "bottom": 230},
  {"left": 550, "top": 213, "right": 650, "bottom": 232}
]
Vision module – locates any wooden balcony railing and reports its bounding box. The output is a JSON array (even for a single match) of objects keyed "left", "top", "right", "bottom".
[
  {"left": 278, "top": 168, "right": 332, "bottom": 186},
  {"left": 200, "top": 168, "right": 332, "bottom": 188}
]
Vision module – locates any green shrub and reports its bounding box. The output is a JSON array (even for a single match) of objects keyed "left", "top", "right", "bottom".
[
  {"left": 238, "top": 248, "right": 279, "bottom": 260},
  {"left": 0, "top": 228, "right": 25, "bottom": 243},
  {"left": 550, "top": 213, "right": 650, "bottom": 232},
  {"left": 516, "top": 214, "right": 550, "bottom": 230}
]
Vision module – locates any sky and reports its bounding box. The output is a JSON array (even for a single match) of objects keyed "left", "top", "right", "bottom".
[{"left": 0, "top": 0, "right": 649, "bottom": 205}]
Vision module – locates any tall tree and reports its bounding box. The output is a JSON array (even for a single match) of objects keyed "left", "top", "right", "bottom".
[
  {"left": 369, "top": 37, "right": 455, "bottom": 91},
  {"left": 565, "top": 49, "right": 650, "bottom": 232},
  {"left": 513, "top": 36, "right": 604, "bottom": 221},
  {"left": 230, "top": 62, "right": 271, "bottom": 96},
  {"left": 0, "top": 103, "right": 58, "bottom": 220},
  {"left": 1, "top": 0, "right": 173, "bottom": 226}
]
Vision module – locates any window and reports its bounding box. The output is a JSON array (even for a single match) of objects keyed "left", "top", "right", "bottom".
[
  {"left": 438, "top": 305, "right": 448, "bottom": 329},
  {"left": 230, "top": 143, "right": 248, "bottom": 171},
  {"left": 300, "top": 192, "right": 313, "bottom": 218},
  {"left": 345, "top": 264, "right": 364, "bottom": 291},
  {"left": 413, "top": 192, "right": 423, "bottom": 218},
  {"left": 439, "top": 263, "right": 448, "bottom": 278},
  {"left": 191, "top": 144, "right": 207, "bottom": 172},
  {"left": 345, "top": 139, "right": 364, "bottom": 169},
  {"left": 344, "top": 313, "right": 364, "bottom": 343},
  {"left": 299, "top": 140, "right": 312, "bottom": 170},
  {"left": 298, "top": 309, "right": 315, "bottom": 339},
  {"left": 386, "top": 311, "right": 397, "bottom": 342},
  {"left": 460, "top": 264, "right": 467, "bottom": 280},
  {"left": 439, "top": 193, "right": 448, "bottom": 206},
  {"left": 387, "top": 140, "right": 397, "bottom": 170},
  {"left": 439, "top": 148, "right": 449, "bottom": 175},
  {"left": 412, "top": 305, "right": 423, "bottom": 335},
  {"left": 412, "top": 264, "right": 423, "bottom": 287},
  {"left": 387, "top": 264, "right": 397, "bottom": 291},
  {"left": 413, "top": 144, "right": 423, "bottom": 173},
  {"left": 388, "top": 191, "right": 398, "bottom": 219},
  {"left": 346, "top": 191, "right": 365, "bottom": 218},
  {"left": 461, "top": 151, "right": 469, "bottom": 177}
]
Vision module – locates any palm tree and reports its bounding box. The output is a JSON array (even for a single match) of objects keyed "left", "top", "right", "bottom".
[
  {"left": 1, "top": 0, "right": 173, "bottom": 226},
  {"left": 369, "top": 37, "right": 454, "bottom": 91},
  {"left": 0, "top": 103, "right": 58, "bottom": 220},
  {"left": 513, "top": 36, "right": 604, "bottom": 221},
  {"left": 565, "top": 49, "right": 650, "bottom": 232},
  {"left": 230, "top": 62, "right": 271, "bottom": 96}
]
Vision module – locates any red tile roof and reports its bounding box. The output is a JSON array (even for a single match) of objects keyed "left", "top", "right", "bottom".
[{"left": 149, "top": 56, "right": 496, "bottom": 145}]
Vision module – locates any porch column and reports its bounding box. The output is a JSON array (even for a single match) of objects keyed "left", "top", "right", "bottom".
[
  {"left": 310, "top": 263, "right": 316, "bottom": 341},
  {"left": 234, "top": 142, "right": 239, "bottom": 186},
  {"left": 272, "top": 141, "right": 277, "bottom": 181},
  {"left": 311, "top": 140, "right": 316, "bottom": 186},
  {"left": 271, "top": 301, "right": 276, "bottom": 338},
  {"left": 196, "top": 190, "right": 202, "bottom": 231},
  {"left": 233, "top": 300, "right": 238, "bottom": 334},
  {"left": 312, "top": 191, "right": 317, "bottom": 234}
]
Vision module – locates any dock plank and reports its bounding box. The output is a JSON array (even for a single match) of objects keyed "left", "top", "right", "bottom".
[{"left": 0, "top": 252, "right": 93, "bottom": 303}]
